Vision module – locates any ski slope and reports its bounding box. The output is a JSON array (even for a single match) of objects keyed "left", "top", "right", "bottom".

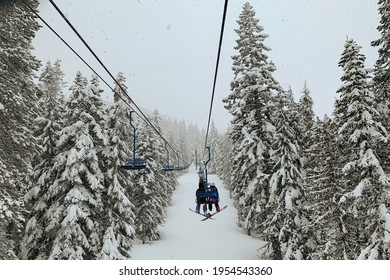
[{"left": 132, "top": 165, "right": 264, "bottom": 260}]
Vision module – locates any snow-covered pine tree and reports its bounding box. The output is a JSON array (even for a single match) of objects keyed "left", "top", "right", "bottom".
[
  {"left": 174, "top": 119, "right": 190, "bottom": 168},
  {"left": 100, "top": 72, "right": 136, "bottom": 259},
  {"left": 335, "top": 39, "right": 390, "bottom": 259},
  {"left": 185, "top": 122, "right": 205, "bottom": 169},
  {"left": 162, "top": 122, "right": 185, "bottom": 171},
  {"left": 261, "top": 92, "right": 309, "bottom": 260},
  {"left": 371, "top": 0, "right": 390, "bottom": 173},
  {"left": 33, "top": 72, "right": 106, "bottom": 259},
  {"left": 22, "top": 60, "right": 66, "bottom": 259},
  {"left": 150, "top": 110, "right": 177, "bottom": 207},
  {"left": 36, "top": 60, "right": 65, "bottom": 101},
  {"left": 52, "top": 59, "right": 66, "bottom": 93},
  {"left": 305, "top": 116, "right": 346, "bottom": 259},
  {"left": 132, "top": 117, "right": 168, "bottom": 244},
  {"left": 86, "top": 74, "right": 109, "bottom": 183},
  {"left": 223, "top": 2, "right": 260, "bottom": 204},
  {"left": 0, "top": 0, "right": 41, "bottom": 259},
  {"left": 36, "top": 60, "right": 52, "bottom": 100},
  {"left": 281, "top": 86, "right": 303, "bottom": 156},
  {"left": 297, "top": 82, "right": 315, "bottom": 163},
  {"left": 0, "top": 168, "right": 25, "bottom": 260},
  {"left": 283, "top": 86, "right": 297, "bottom": 110},
  {"left": 213, "top": 132, "right": 236, "bottom": 203},
  {"left": 0, "top": 0, "right": 41, "bottom": 170},
  {"left": 222, "top": 2, "right": 281, "bottom": 234},
  {"left": 164, "top": 118, "right": 204, "bottom": 168},
  {"left": 213, "top": 129, "right": 229, "bottom": 181}
]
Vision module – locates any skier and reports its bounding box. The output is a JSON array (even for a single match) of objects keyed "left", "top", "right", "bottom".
[
  {"left": 195, "top": 179, "right": 208, "bottom": 214},
  {"left": 207, "top": 182, "right": 220, "bottom": 212}
]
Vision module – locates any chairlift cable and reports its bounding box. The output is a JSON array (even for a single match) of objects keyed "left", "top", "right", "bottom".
[
  {"left": 47, "top": 0, "right": 186, "bottom": 167},
  {"left": 203, "top": 0, "right": 229, "bottom": 157},
  {"left": 23, "top": 0, "right": 187, "bottom": 167},
  {"left": 47, "top": 0, "right": 153, "bottom": 129},
  {"left": 21, "top": 0, "right": 137, "bottom": 120}
]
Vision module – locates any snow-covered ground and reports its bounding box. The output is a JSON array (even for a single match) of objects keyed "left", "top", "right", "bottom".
[{"left": 132, "top": 165, "right": 264, "bottom": 259}]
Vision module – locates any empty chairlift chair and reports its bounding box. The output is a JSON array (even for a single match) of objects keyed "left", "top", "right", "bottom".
[
  {"left": 121, "top": 111, "right": 147, "bottom": 170},
  {"left": 162, "top": 144, "right": 175, "bottom": 171},
  {"left": 122, "top": 157, "right": 147, "bottom": 170}
]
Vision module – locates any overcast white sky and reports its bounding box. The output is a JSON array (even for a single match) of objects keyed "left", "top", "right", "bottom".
[{"left": 33, "top": 0, "right": 380, "bottom": 131}]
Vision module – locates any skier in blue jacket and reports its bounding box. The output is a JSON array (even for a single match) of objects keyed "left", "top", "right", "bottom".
[{"left": 195, "top": 179, "right": 208, "bottom": 214}]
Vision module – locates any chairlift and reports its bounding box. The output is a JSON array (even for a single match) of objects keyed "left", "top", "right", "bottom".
[
  {"left": 174, "top": 165, "right": 185, "bottom": 171},
  {"left": 173, "top": 158, "right": 189, "bottom": 171},
  {"left": 122, "top": 157, "right": 147, "bottom": 170},
  {"left": 162, "top": 143, "right": 175, "bottom": 171},
  {"left": 121, "top": 111, "right": 147, "bottom": 170},
  {"left": 163, "top": 165, "right": 176, "bottom": 172}
]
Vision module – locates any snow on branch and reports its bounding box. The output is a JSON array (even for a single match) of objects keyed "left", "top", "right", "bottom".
[{"left": 339, "top": 178, "right": 371, "bottom": 203}]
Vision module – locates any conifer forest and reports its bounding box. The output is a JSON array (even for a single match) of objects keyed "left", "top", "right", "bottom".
[{"left": 1, "top": 0, "right": 390, "bottom": 260}]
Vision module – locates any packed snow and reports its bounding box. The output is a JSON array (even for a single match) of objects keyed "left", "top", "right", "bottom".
[{"left": 131, "top": 165, "right": 263, "bottom": 259}]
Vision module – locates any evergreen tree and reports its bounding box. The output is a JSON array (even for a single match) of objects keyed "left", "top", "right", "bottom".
[
  {"left": 25, "top": 72, "right": 106, "bottom": 259},
  {"left": 132, "top": 118, "right": 167, "bottom": 244},
  {"left": 87, "top": 74, "right": 107, "bottom": 142},
  {"left": 185, "top": 122, "right": 205, "bottom": 169},
  {"left": 0, "top": 0, "right": 41, "bottom": 259},
  {"left": 37, "top": 60, "right": 65, "bottom": 101},
  {"left": 305, "top": 116, "right": 346, "bottom": 259},
  {"left": 261, "top": 93, "right": 308, "bottom": 260},
  {"left": 175, "top": 119, "right": 190, "bottom": 168},
  {"left": 371, "top": 0, "right": 390, "bottom": 173},
  {"left": 214, "top": 129, "right": 230, "bottom": 181},
  {"left": 0, "top": 0, "right": 41, "bottom": 169},
  {"left": 283, "top": 86, "right": 297, "bottom": 110},
  {"left": 22, "top": 60, "right": 65, "bottom": 259},
  {"left": 297, "top": 82, "right": 315, "bottom": 158},
  {"left": 52, "top": 59, "right": 67, "bottom": 94},
  {"left": 222, "top": 2, "right": 281, "bottom": 233},
  {"left": 98, "top": 72, "right": 136, "bottom": 259},
  {"left": 335, "top": 39, "right": 390, "bottom": 259},
  {"left": 151, "top": 110, "right": 177, "bottom": 207},
  {"left": 0, "top": 170, "right": 25, "bottom": 260}
]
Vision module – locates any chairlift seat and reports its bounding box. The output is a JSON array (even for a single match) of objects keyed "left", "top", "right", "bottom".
[
  {"left": 122, "top": 158, "right": 147, "bottom": 170},
  {"left": 163, "top": 165, "right": 175, "bottom": 172},
  {"left": 175, "top": 165, "right": 189, "bottom": 171}
]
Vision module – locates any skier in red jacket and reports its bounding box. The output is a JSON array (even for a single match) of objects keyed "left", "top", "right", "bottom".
[{"left": 207, "top": 182, "right": 220, "bottom": 212}]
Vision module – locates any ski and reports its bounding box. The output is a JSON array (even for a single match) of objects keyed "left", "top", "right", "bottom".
[
  {"left": 200, "top": 205, "right": 228, "bottom": 221},
  {"left": 189, "top": 208, "right": 215, "bottom": 220}
]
